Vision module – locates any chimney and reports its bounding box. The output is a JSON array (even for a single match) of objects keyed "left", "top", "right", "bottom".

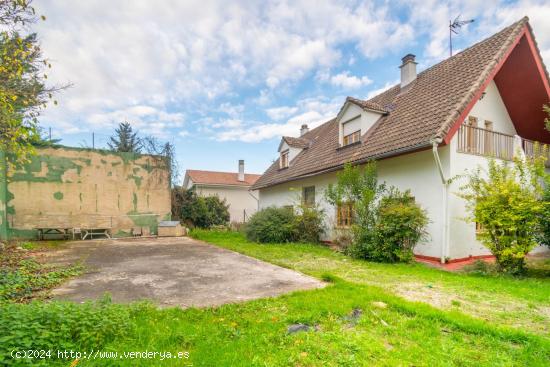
[
  {"left": 400, "top": 54, "right": 417, "bottom": 88},
  {"left": 300, "top": 124, "right": 309, "bottom": 136},
  {"left": 238, "top": 159, "right": 245, "bottom": 182}
]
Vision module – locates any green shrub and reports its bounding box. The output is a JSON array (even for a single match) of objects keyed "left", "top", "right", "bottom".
[
  {"left": 245, "top": 207, "right": 296, "bottom": 243},
  {"left": 371, "top": 189, "right": 428, "bottom": 262},
  {"left": 0, "top": 296, "right": 139, "bottom": 366},
  {"left": 245, "top": 204, "right": 325, "bottom": 244},
  {"left": 458, "top": 157, "right": 547, "bottom": 274},
  {"left": 173, "top": 187, "right": 230, "bottom": 228},
  {"left": 326, "top": 162, "right": 428, "bottom": 262},
  {"left": 293, "top": 203, "right": 325, "bottom": 243}
]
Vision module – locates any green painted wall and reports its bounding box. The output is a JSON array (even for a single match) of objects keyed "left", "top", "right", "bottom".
[{"left": 3, "top": 145, "right": 171, "bottom": 240}]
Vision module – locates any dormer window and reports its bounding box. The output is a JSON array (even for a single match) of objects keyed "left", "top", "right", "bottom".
[
  {"left": 343, "top": 130, "right": 361, "bottom": 146},
  {"left": 336, "top": 97, "right": 387, "bottom": 147},
  {"left": 280, "top": 149, "right": 289, "bottom": 168}
]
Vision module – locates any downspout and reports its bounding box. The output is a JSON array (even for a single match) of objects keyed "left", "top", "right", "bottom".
[
  {"left": 248, "top": 189, "right": 260, "bottom": 221},
  {"left": 0, "top": 149, "right": 9, "bottom": 241},
  {"left": 431, "top": 138, "right": 450, "bottom": 264}
]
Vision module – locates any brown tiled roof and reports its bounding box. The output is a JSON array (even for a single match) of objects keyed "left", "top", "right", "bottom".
[
  {"left": 253, "top": 17, "right": 535, "bottom": 190},
  {"left": 345, "top": 96, "right": 389, "bottom": 114},
  {"left": 186, "top": 170, "right": 261, "bottom": 186},
  {"left": 282, "top": 136, "right": 310, "bottom": 149}
]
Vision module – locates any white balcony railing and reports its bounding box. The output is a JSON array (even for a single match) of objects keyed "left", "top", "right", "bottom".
[{"left": 457, "top": 125, "right": 550, "bottom": 166}]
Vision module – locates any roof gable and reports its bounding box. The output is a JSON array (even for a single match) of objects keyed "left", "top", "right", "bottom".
[
  {"left": 185, "top": 170, "right": 261, "bottom": 187},
  {"left": 278, "top": 136, "right": 310, "bottom": 151},
  {"left": 253, "top": 17, "right": 548, "bottom": 190}
]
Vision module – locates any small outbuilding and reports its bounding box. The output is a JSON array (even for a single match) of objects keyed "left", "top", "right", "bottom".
[{"left": 157, "top": 221, "right": 185, "bottom": 237}]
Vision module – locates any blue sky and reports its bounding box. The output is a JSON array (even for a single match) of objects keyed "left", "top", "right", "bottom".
[{"left": 33, "top": 0, "right": 550, "bottom": 181}]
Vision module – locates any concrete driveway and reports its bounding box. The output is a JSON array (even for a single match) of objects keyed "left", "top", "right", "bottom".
[{"left": 47, "top": 237, "right": 323, "bottom": 308}]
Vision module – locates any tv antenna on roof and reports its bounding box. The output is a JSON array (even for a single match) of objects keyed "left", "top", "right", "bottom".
[{"left": 449, "top": 15, "right": 474, "bottom": 57}]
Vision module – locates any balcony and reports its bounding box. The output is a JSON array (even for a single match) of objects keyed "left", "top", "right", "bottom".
[{"left": 457, "top": 125, "right": 550, "bottom": 165}]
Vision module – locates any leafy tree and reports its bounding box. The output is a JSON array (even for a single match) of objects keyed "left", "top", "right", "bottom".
[
  {"left": 142, "top": 135, "right": 178, "bottom": 187},
  {"left": 0, "top": 0, "right": 61, "bottom": 161},
  {"left": 107, "top": 122, "right": 142, "bottom": 153},
  {"left": 458, "top": 157, "right": 548, "bottom": 274},
  {"left": 325, "top": 162, "right": 385, "bottom": 257}
]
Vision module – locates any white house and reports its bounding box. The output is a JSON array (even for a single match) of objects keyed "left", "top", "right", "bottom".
[
  {"left": 184, "top": 160, "right": 261, "bottom": 223},
  {"left": 252, "top": 17, "right": 550, "bottom": 263}
]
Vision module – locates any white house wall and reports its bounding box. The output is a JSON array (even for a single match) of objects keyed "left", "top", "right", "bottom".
[
  {"left": 446, "top": 78, "right": 548, "bottom": 258},
  {"left": 259, "top": 81, "right": 548, "bottom": 259},
  {"left": 259, "top": 148, "right": 449, "bottom": 258},
  {"left": 468, "top": 80, "right": 517, "bottom": 134}
]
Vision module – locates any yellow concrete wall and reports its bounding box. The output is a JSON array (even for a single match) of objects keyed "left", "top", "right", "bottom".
[{"left": 6, "top": 146, "right": 171, "bottom": 238}]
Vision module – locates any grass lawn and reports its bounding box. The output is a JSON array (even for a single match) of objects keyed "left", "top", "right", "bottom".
[
  {"left": 190, "top": 230, "right": 550, "bottom": 338},
  {"left": 1, "top": 233, "right": 549, "bottom": 366}
]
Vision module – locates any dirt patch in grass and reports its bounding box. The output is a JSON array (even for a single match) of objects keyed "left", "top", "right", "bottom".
[
  {"left": 394, "top": 281, "right": 550, "bottom": 336},
  {"left": 0, "top": 244, "right": 83, "bottom": 302}
]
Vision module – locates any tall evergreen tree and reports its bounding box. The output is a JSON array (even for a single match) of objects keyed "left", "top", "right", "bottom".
[{"left": 107, "top": 122, "right": 142, "bottom": 153}]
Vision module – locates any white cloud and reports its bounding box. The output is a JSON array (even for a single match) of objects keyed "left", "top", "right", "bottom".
[
  {"left": 216, "top": 96, "right": 341, "bottom": 142},
  {"left": 34, "top": 0, "right": 424, "bottom": 138},
  {"left": 32, "top": 0, "right": 550, "bottom": 144},
  {"left": 213, "top": 119, "right": 243, "bottom": 128},
  {"left": 402, "top": 0, "right": 550, "bottom": 65},
  {"left": 86, "top": 105, "right": 185, "bottom": 139},
  {"left": 330, "top": 71, "right": 372, "bottom": 89},
  {"left": 265, "top": 106, "right": 299, "bottom": 121},
  {"left": 218, "top": 102, "right": 244, "bottom": 118}
]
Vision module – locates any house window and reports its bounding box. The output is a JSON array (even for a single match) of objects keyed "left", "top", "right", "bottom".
[
  {"left": 283, "top": 205, "right": 294, "bottom": 212},
  {"left": 280, "top": 150, "right": 289, "bottom": 168},
  {"left": 302, "top": 186, "right": 315, "bottom": 206},
  {"left": 343, "top": 130, "right": 361, "bottom": 146},
  {"left": 336, "top": 203, "right": 354, "bottom": 227}
]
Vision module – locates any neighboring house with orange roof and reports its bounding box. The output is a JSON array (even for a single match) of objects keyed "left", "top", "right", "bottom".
[
  {"left": 184, "top": 160, "right": 261, "bottom": 223},
  {"left": 252, "top": 17, "right": 550, "bottom": 263}
]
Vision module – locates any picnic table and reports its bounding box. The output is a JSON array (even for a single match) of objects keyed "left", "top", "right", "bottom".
[
  {"left": 35, "top": 227, "right": 111, "bottom": 240},
  {"left": 36, "top": 227, "right": 73, "bottom": 240}
]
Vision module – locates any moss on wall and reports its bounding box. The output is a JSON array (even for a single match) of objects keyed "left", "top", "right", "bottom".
[
  {"left": 10, "top": 155, "right": 88, "bottom": 183},
  {"left": 127, "top": 211, "right": 159, "bottom": 234},
  {"left": 4, "top": 146, "right": 170, "bottom": 240}
]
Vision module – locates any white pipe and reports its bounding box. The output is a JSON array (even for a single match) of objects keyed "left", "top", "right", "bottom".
[
  {"left": 248, "top": 189, "right": 260, "bottom": 211},
  {"left": 432, "top": 138, "right": 450, "bottom": 264}
]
